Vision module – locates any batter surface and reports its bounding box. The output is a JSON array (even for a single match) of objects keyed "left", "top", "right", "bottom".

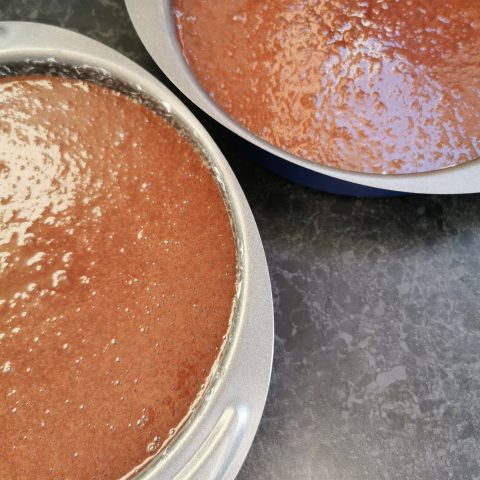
[
  {"left": 174, "top": 0, "right": 480, "bottom": 174},
  {"left": 0, "top": 76, "right": 237, "bottom": 479}
]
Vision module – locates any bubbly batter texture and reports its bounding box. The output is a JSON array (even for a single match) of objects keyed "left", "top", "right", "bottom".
[
  {"left": 174, "top": 0, "right": 480, "bottom": 174},
  {"left": 0, "top": 76, "right": 237, "bottom": 479}
]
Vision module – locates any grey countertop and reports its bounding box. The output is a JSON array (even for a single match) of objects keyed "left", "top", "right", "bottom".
[{"left": 2, "top": 1, "right": 480, "bottom": 479}]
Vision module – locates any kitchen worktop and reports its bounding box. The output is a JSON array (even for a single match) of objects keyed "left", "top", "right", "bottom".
[{"left": 3, "top": 1, "right": 480, "bottom": 479}]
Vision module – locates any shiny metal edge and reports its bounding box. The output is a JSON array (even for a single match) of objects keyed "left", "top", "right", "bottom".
[
  {"left": 0, "top": 21, "right": 274, "bottom": 480},
  {"left": 125, "top": 0, "right": 480, "bottom": 195}
]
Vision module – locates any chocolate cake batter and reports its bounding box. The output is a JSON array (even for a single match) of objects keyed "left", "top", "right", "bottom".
[
  {"left": 174, "top": 0, "right": 480, "bottom": 174},
  {"left": 0, "top": 76, "right": 237, "bottom": 479}
]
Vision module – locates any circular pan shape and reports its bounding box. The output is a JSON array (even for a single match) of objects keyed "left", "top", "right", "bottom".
[
  {"left": 0, "top": 21, "right": 273, "bottom": 480},
  {"left": 126, "top": 0, "right": 480, "bottom": 195}
]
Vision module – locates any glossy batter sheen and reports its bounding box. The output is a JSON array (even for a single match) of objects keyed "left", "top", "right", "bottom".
[
  {"left": 0, "top": 76, "right": 237, "bottom": 479},
  {"left": 174, "top": 0, "right": 480, "bottom": 174}
]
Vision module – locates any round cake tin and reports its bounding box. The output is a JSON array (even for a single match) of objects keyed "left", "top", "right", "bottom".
[
  {"left": 125, "top": 0, "right": 480, "bottom": 197},
  {"left": 0, "top": 21, "right": 273, "bottom": 480}
]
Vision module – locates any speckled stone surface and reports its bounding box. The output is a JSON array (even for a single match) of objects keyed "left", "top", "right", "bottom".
[{"left": 2, "top": 2, "right": 480, "bottom": 479}]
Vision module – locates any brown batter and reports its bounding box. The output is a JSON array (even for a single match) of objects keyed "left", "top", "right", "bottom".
[
  {"left": 0, "top": 76, "right": 237, "bottom": 479},
  {"left": 174, "top": 0, "right": 480, "bottom": 174}
]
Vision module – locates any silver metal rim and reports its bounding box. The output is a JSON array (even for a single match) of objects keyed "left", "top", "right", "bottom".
[
  {"left": 0, "top": 21, "right": 273, "bottom": 480},
  {"left": 125, "top": 0, "right": 480, "bottom": 195}
]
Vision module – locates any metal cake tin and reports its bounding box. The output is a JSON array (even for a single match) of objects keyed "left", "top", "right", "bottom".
[
  {"left": 126, "top": 0, "right": 480, "bottom": 197},
  {"left": 0, "top": 21, "right": 273, "bottom": 480}
]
